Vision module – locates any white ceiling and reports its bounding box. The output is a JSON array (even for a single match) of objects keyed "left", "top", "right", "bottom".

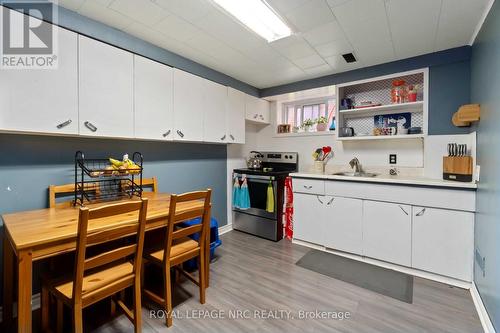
[{"left": 55, "top": 0, "right": 492, "bottom": 88}]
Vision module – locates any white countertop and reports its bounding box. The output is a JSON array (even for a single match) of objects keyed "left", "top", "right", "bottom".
[{"left": 290, "top": 172, "right": 478, "bottom": 189}]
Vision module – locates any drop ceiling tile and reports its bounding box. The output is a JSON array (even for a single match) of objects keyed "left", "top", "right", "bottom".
[
  {"left": 326, "top": 0, "right": 352, "bottom": 8},
  {"left": 285, "top": 0, "right": 335, "bottom": 32},
  {"left": 330, "top": 0, "right": 386, "bottom": 23},
  {"left": 293, "top": 54, "right": 326, "bottom": 69},
  {"left": 435, "top": 0, "right": 490, "bottom": 50},
  {"left": 154, "top": 15, "right": 200, "bottom": 42},
  {"left": 55, "top": 0, "right": 85, "bottom": 11},
  {"left": 314, "top": 37, "right": 353, "bottom": 57},
  {"left": 77, "top": 1, "right": 132, "bottom": 30},
  {"left": 386, "top": 0, "right": 441, "bottom": 59},
  {"left": 91, "top": 0, "right": 114, "bottom": 6},
  {"left": 153, "top": 0, "right": 212, "bottom": 21},
  {"left": 271, "top": 35, "right": 316, "bottom": 60},
  {"left": 266, "top": 0, "right": 311, "bottom": 15},
  {"left": 123, "top": 22, "right": 175, "bottom": 47},
  {"left": 301, "top": 19, "right": 346, "bottom": 46},
  {"left": 109, "top": 0, "right": 169, "bottom": 26},
  {"left": 324, "top": 54, "right": 364, "bottom": 71},
  {"left": 303, "top": 63, "right": 332, "bottom": 76}
]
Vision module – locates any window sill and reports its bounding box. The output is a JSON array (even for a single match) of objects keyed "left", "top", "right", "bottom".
[{"left": 273, "top": 131, "right": 336, "bottom": 138}]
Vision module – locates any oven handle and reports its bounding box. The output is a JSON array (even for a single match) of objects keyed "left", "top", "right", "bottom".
[{"left": 233, "top": 173, "right": 275, "bottom": 182}]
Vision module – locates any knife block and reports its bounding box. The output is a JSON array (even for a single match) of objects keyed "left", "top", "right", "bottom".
[{"left": 443, "top": 156, "right": 473, "bottom": 182}]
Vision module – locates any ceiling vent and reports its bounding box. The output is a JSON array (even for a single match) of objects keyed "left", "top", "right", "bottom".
[{"left": 342, "top": 53, "right": 357, "bottom": 63}]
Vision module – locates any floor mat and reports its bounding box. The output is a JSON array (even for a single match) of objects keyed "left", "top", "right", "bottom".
[{"left": 296, "top": 249, "right": 413, "bottom": 303}]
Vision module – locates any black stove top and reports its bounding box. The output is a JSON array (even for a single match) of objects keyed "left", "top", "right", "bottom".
[{"left": 233, "top": 152, "right": 298, "bottom": 177}]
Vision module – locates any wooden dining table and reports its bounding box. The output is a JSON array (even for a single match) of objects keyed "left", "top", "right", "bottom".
[{"left": 2, "top": 192, "right": 210, "bottom": 333}]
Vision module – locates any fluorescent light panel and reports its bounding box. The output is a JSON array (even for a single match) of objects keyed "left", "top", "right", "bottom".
[{"left": 213, "top": 0, "right": 291, "bottom": 42}]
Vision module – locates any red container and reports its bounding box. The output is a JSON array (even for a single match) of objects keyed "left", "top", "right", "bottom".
[{"left": 391, "top": 80, "right": 407, "bottom": 104}]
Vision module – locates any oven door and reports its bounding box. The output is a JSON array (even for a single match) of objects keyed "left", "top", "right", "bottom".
[{"left": 232, "top": 173, "right": 277, "bottom": 219}]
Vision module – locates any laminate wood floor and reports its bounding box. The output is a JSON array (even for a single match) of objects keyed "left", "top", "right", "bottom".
[{"left": 82, "top": 230, "right": 482, "bottom": 333}]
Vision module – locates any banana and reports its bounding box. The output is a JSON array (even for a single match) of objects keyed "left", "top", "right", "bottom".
[{"left": 109, "top": 158, "right": 123, "bottom": 167}]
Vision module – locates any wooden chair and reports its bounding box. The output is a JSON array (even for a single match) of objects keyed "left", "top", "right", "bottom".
[
  {"left": 141, "top": 177, "right": 158, "bottom": 193},
  {"left": 143, "top": 189, "right": 211, "bottom": 327},
  {"left": 49, "top": 183, "right": 100, "bottom": 208},
  {"left": 41, "top": 198, "right": 149, "bottom": 333}
]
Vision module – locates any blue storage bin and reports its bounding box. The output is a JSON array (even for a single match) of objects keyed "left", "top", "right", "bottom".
[{"left": 179, "top": 217, "right": 221, "bottom": 270}]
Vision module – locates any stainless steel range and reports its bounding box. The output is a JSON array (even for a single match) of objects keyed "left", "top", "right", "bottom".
[{"left": 232, "top": 152, "right": 298, "bottom": 241}]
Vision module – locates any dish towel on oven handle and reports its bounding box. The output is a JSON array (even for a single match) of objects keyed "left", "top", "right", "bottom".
[
  {"left": 266, "top": 180, "right": 274, "bottom": 213},
  {"left": 239, "top": 177, "right": 251, "bottom": 210},
  {"left": 284, "top": 176, "right": 294, "bottom": 240},
  {"left": 232, "top": 176, "right": 241, "bottom": 209}
]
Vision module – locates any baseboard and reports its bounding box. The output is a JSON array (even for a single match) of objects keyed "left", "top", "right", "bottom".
[
  {"left": 0, "top": 293, "right": 40, "bottom": 323},
  {"left": 292, "top": 238, "right": 472, "bottom": 289},
  {"left": 218, "top": 223, "right": 233, "bottom": 235},
  {"left": 471, "top": 282, "right": 496, "bottom": 333}
]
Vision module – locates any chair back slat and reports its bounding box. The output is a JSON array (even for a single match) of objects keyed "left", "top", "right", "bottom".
[
  {"left": 164, "top": 190, "right": 211, "bottom": 260},
  {"left": 172, "top": 224, "right": 203, "bottom": 241},
  {"left": 173, "top": 208, "right": 205, "bottom": 224},
  {"left": 49, "top": 183, "right": 99, "bottom": 208},
  {"left": 142, "top": 177, "right": 158, "bottom": 193},
  {"left": 73, "top": 198, "right": 148, "bottom": 303},
  {"left": 84, "top": 244, "right": 136, "bottom": 271}
]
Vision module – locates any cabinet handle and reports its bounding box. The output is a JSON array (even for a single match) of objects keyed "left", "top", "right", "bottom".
[
  {"left": 162, "top": 130, "right": 171, "bottom": 137},
  {"left": 415, "top": 208, "right": 426, "bottom": 216},
  {"left": 176, "top": 130, "right": 184, "bottom": 138},
  {"left": 259, "top": 114, "right": 264, "bottom": 120},
  {"left": 254, "top": 114, "right": 258, "bottom": 119},
  {"left": 84, "top": 121, "right": 97, "bottom": 132},
  {"left": 230, "top": 134, "right": 235, "bottom": 141},
  {"left": 303, "top": 185, "right": 313, "bottom": 189},
  {"left": 56, "top": 119, "right": 72, "bottom": 129},
  {"left": 221, "top": 134, "right": 226, "bottom": 141},
  {"left": 398, "top": 205, "right": 408, "bottom": 215},
  {"left": 316, "top": 196, "right": 324, "bottom": 204},
  {"left": 326, "top": 197, "right": 335, "bottom": 205}
]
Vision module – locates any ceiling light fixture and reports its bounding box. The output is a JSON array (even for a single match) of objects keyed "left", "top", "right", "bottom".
[{"left": 212, "top": 0, "right": 292, "bottom": 42}]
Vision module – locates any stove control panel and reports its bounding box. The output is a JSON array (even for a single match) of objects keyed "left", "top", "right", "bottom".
[{"left": 262, "top": 152, "right": 298, "bottom": 164}]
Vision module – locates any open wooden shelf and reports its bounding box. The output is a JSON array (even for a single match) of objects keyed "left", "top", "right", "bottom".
[
  {"left": 339, "top": 101, "right": 424, "bottom": 118},
  {"left": 337, "top": 134, "right": 425, "bottom": 141}
]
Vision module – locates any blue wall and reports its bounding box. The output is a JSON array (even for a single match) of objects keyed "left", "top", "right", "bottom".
[
  {"left": 261, "top": 47, "right": 472, "bottom": 135},
  {"left": 471, "top": 1, "right": 500, "bottom": 330}
]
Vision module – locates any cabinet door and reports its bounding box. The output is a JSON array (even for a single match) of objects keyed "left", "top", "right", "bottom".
[
  {"left": 226, "top": 87, "right": 246, "bottom": 144},
  {"left": 245, "top": 95, "right": 270, "bottom": 124},
  {"left": 293, "top": 193, "right": 325, "bottom": 245},
  {"left": 173, "top": 68, "right": 204, "bottom": 141},
  {"left": 134, "top": 55, "right": 173, "bottom": 140},
  {"left": 363, "top": 200, "right": 412, "bottom": 266},
  {"left": 412, "top": 207, "right": 473, "bottom": 281},
  {"left": 324, "top": 196, "right": 363, "bottom": 255},
  {"left": 0, "top": 10, "right": 78, "bottom": 134},
  {"left": 79, "top": 35, "right": 133, "bottom": 137},
  {"left": 203, "top": 80, "right": 227, "bottom": 143}
]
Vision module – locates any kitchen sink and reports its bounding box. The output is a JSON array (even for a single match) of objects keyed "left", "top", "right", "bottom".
[{"left": 332, "top": 171, "right": 378, "bottom": 177}]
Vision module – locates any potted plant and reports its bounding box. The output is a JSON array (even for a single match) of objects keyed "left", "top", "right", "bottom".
[
  {"left": 316, "top": 116, "right": 328, "bottom": 131},
  {"left": 301, "top": 119, "right": 315, "bottom": 132}
]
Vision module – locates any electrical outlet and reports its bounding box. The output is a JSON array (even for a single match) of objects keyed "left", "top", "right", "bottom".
[{"left": 389, "top": 154, "right": 397, "bottom": 164}]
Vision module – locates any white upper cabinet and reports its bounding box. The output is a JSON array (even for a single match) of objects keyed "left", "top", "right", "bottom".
[
  {"left": 245, "top": 95, "right": 270, "bottom": 124},
  {"left": 0, "top": 8, "right": 78, "bottom": 135},
  {"left": 203, "top": 79, "right": 227, "bottom": 143},
  {"left": 78, "top": 35, "right": 134, "bottom": 137},
  {"left": 412, "top": 207, "right": 474, "bottom": 281},
  {"left": 363, "top": 200, "right": 412, "bottom": 266},
  {"left": 173, "top": 68, "right": 204, "bottom": 142},
  {"left": 134, "top": 55, "right": 173, "bottom": 140},
  {"left": 226, "top": 87, "right": 246, "bottom": 144}
]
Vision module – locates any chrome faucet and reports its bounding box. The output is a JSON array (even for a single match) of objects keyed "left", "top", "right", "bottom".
[{"left": 349, "top": 157, "right": 362, "bottom": 174}]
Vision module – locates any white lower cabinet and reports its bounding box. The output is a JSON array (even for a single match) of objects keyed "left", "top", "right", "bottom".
[
  {"left": 324, "top": 196, "right": 363, "bottom": 255},
  {"left": 412, "top": 207, "right": 474, "bottom": 280},
  {"left": 293, "top": 193, "right": 325, "bottom": 245},
  {"left": 362, "top": 201, "right": 412, "bottom": 266}
]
